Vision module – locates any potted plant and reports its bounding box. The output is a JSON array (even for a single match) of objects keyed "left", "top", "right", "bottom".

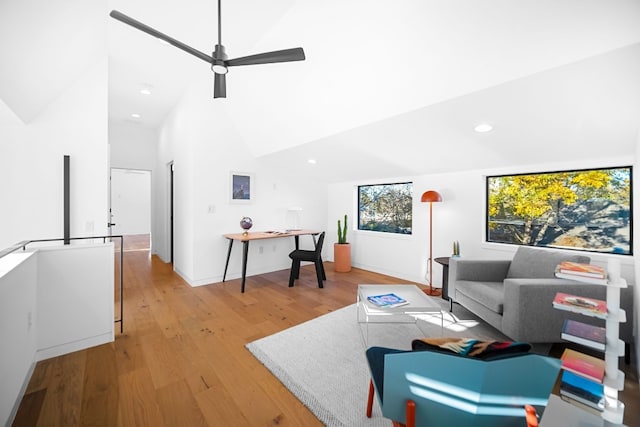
[
  {"left": 452, "top": 240, "right": 461, "bottom": 257},
  {"left": 334, "top": 214, "right": 351, "bottom": 272}
]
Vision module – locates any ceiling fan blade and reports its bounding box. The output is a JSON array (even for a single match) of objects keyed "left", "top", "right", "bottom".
[
  {"left": 226, "top": 47, "right": 305, "bottom": 67},
  {"left": 110, "top": 10, "right": 213, "bottom": 64},
  {"left": 214, "top": 73, "right": 226, "bottom": 98}
]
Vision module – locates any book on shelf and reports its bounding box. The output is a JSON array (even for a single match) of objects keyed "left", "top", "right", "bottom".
[
  {"left": 560, "top": 348, "right": 605, "bottom": 383},
  {"left": 559, "top": 395, "right": 604, "bottom": 416},
  {"left": 556, "top": 261, "right": 606, "bottom": 279},
  {"left": 366, "top": 293, "right": 409, "bottom": 308},
  {"left": 555, "top": 272, "right": 608, "bottom": 285},
  {"left": 561, "top": 319, "right": 606, "bottom": 351},
  {"left": 552, "top": 292, "right": 607, "bottom": 319},
  {"left": 559, "top": 370, "right": 605, "bottom": 412}
]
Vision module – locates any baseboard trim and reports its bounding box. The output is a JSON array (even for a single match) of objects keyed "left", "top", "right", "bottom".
[{"left": 36, "top": 331, "right": 114, "bottom": 362}]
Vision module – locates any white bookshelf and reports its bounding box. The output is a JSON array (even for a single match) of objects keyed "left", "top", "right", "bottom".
[{"left": 545, "top": 258, "right": 626, "bottom": 425}]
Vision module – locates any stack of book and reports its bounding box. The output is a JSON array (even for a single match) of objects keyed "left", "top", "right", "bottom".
[
  {"left": 559, "top": 348, "right": 605, "bottom": 413},
  {"left": 555, "top": 261, "right": 607, "bottom": 284}
]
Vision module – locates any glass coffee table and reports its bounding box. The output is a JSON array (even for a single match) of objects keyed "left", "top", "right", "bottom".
[{"left": 357, "top": 284, "right": 443, "bottom": 348}]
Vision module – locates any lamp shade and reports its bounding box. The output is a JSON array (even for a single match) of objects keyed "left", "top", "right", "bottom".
[{"left": 421, "top": 190, "right": 442, "bottom": 203}]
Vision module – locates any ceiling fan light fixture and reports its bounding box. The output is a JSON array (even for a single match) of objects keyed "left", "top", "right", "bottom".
[{"left": 212, "top": 61, "right": 228, "bottom": 75}]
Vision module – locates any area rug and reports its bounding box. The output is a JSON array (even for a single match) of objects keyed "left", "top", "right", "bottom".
[{"left": 245, "top": 298, "right": 511, "bottom": 427}]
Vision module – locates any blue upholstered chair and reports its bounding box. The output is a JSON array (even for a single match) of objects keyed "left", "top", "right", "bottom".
[{"left": 365, "top": 341, "right": 561, "bottom": 427}]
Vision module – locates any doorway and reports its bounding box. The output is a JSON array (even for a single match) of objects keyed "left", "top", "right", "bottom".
[{"left": 110, "top": 168, "right": 152, "bottom": 250}]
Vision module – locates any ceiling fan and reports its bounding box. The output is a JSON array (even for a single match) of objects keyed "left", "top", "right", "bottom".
[{"left": 110, "top": 0, "right": 305, "bottom": 98}]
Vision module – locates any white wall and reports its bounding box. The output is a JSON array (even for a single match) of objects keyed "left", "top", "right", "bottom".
[
  {"left": 35, "top": 244, "right": 114, "bottom": 360},
  {"left": 109, "top": 122, "right": 157, "bottom": 171},
  {"left": 0, "top": 252, "right": 37, "bottom": 426},
  {"left": 328, "top": 156, "right": 637, "bottom": 289},
  {"left": 0, "top": 60, "right": 109, "bottom": 249},
  {"left": 153, "top": 84, "right": 328, "bottom": 286}
]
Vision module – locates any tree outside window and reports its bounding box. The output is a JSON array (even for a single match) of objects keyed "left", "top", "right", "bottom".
[
  {"left": 487, "top": 167, "right": 631, "bottom": 254},
  {"left": 358, "top": 182, "right": 413, "bottom": 234}
]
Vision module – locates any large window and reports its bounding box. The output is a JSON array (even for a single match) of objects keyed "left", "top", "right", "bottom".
[
  {"left": 486, "top": 166, "right": 632, "bottom": 255},
  {"left": 358, "top": 182, "right": 413, "bottom": 234}
]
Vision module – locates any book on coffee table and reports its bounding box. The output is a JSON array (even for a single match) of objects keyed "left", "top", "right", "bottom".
[
  {"left": 561, "top": 319, "right": 606, "bottom": 351},
  {"left": 366, "top": 293, "right": 409, "bottom": 308}
]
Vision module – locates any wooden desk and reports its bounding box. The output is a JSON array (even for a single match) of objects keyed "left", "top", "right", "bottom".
[{"left": 222, "top": 230, "right": 321, "bottom": 293}]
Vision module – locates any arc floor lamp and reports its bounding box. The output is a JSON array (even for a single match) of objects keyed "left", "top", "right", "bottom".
[{"left": 421, "top": 190, "right": 442, "bottom": 296}]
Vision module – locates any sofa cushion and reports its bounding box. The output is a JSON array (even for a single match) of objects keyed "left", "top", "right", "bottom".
[
  {"left": 506, "top": 246, "right": 590, "bottom": 279},
  {"left": 455, "top": 280, "right": 504, "bottom": 314}
]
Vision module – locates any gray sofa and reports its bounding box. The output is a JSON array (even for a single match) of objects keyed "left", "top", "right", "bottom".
[{"left": 448, "top": 246, "right": 634, "bottom": 345}]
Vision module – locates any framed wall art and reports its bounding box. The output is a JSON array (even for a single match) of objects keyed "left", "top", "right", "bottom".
[{"left": 230, "top": 172, "right": 254, "bottom": 203}]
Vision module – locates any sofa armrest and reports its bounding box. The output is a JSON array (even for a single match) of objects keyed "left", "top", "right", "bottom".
[{"left": 502, "top": 278, "right": 634, "bottom": 343}]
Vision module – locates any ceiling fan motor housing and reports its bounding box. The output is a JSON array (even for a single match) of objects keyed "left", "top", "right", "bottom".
[{"left": 212, "top": 44, "right": 228, "bottom": 74}]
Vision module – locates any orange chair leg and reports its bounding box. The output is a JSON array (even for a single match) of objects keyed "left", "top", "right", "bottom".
[
  {"left": 525, "top": 405, "right": 538, "bottom": 427},
  {"left": 405, "top": 400, "right": 416, "bottom": 427},
  {"left": 366, "top": 379, "right": 374, "bottom": 418},
  {"left": 391, "top": 399, "right": 415, "bottom": 427}
]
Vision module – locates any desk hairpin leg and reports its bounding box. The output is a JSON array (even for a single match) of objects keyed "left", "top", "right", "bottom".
[
  {"left": 222, "top": 238, "right": 249, "bottom": 293},
  {"left": 223, "top": 239, "right": 234, "bottom": 282},
  {"left": 241, "top": 241, "right": 249, "bottom": 293}
]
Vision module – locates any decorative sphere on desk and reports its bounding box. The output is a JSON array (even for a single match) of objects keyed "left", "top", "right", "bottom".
[{"left": 240, "top": 217, "right": 253, "bottom": 236}]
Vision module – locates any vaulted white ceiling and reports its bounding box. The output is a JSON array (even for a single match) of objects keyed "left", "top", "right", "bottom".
[{"left": 2, "top": 0, "right": 640, "bottom": 181}]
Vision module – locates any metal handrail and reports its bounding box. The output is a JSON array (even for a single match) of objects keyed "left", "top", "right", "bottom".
[{"left": 0, "top": 236, "right": 124, "bottom": 333}]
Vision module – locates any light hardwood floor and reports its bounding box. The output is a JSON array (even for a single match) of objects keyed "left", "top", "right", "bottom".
[{"left": 12, "top": 237, "right": 639, "bottom": 426}]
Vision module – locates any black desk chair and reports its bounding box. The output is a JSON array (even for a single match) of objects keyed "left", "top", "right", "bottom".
[{"left": 288, "top": 232, "right": 326, "bottom": 288}]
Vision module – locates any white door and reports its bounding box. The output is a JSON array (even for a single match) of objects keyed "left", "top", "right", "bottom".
[{"left": 110, "top": 168, "right": 151, "bottom": 236}]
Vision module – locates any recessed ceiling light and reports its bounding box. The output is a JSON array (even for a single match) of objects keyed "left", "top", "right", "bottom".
[
  {"left": 131, "top": 113, "right": 141, "bottom": 119},
  {"left": 474, "top": 123, "right": 493, "bottom": 133},
  {"left": 308, "top": 159, "right": 317, "bottom": 164},
  {"left": 139, "top": 88, "right": 152, "bottom": 95}
]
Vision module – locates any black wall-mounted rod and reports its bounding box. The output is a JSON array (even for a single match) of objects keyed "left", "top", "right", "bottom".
[{"left": 64, "top": 155, "right": 70, "bottom": 245}]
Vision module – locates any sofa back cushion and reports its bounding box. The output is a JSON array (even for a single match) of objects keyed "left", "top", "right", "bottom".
[{"left": 506, "top": 246, "right": 590, "bottom": 279}]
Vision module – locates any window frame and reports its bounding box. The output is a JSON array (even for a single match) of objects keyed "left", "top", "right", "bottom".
[
  {"left": 485, "top": 165, "right": 633, "bottom": 255},
  {"left": 357, "top": 181, "right": 414, "bottom": 236}
]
